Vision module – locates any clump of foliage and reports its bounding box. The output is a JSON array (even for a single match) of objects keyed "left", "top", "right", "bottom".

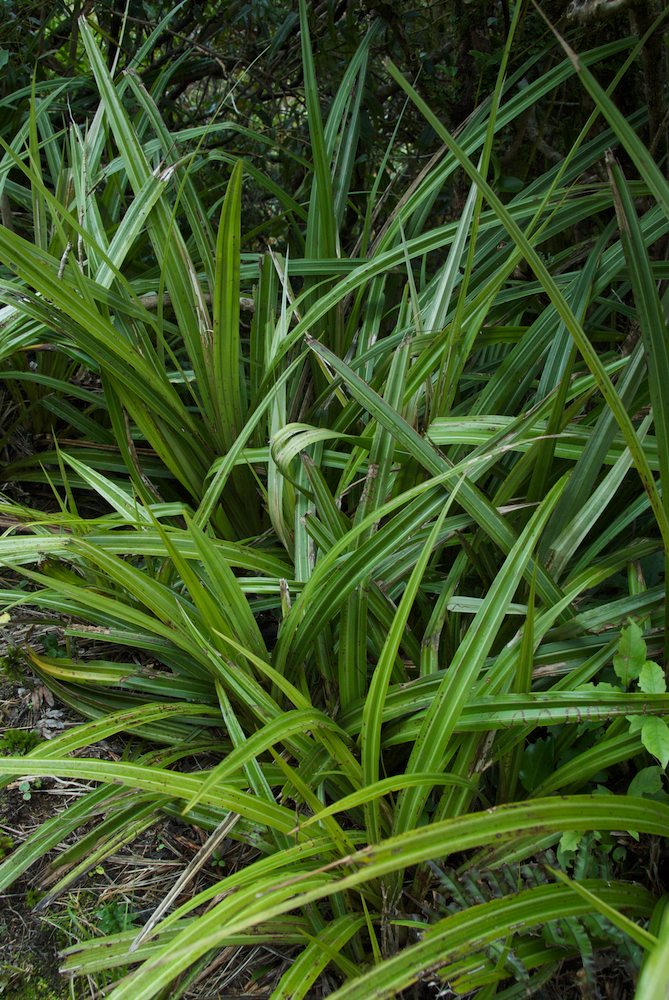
[
  {"left": 94, "top": 901, "right": 139, "bottom": 936},
  {"left": 0, "top": 645, "right": 25, "bottom": 683},
  {"left": 0, "top": 1, "right": 667, "bottom": 997},
  {"left": 0, "top": 730, "right": 41, "bottom": 757},
  {"left": 23, "top": 888, "right": 44, "bottom": 909}
]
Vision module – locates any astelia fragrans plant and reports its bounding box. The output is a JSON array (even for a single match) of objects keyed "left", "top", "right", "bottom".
[{"left": 0, "top": 4, "right": 668, "bottom": 998}]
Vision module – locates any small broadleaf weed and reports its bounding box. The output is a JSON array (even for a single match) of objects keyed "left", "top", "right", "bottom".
[{"left": 617, "top": 621, "right": 669, "bottom": 768}]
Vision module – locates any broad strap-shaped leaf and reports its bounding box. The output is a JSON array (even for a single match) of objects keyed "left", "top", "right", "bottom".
[{"left": 212, "top": 160, "right": 244, "bottom": 447}]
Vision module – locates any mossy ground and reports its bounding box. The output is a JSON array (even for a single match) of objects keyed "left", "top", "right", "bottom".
[
  {"left": 0, "top": 898, "right": 69, "bottom": 999},
  {"left": 0, "top": 669, "right": 73, "bottom": 1000}
]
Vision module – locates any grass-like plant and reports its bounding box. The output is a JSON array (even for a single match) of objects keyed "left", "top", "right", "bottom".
[{"left": 0, "top": 3, "right": 668, "bottom": 996}]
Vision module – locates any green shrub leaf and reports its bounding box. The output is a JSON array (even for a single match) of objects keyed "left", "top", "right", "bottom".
[
  {"left": 641, "top": 718, "right": 669, "bottom": 769},
  {"left": 613, "top": 621, "right": 646, "bottom": 686},
  {"left": 639, "top": 662, "right": 667, "bottom": 695},
  {"left": 628, "top": 766, "right": 664, "bottom": 799}
]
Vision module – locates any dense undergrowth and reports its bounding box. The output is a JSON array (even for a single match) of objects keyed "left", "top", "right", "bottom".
[{"left": 0, "top": 1, "right": 669, "bottom": 996}]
